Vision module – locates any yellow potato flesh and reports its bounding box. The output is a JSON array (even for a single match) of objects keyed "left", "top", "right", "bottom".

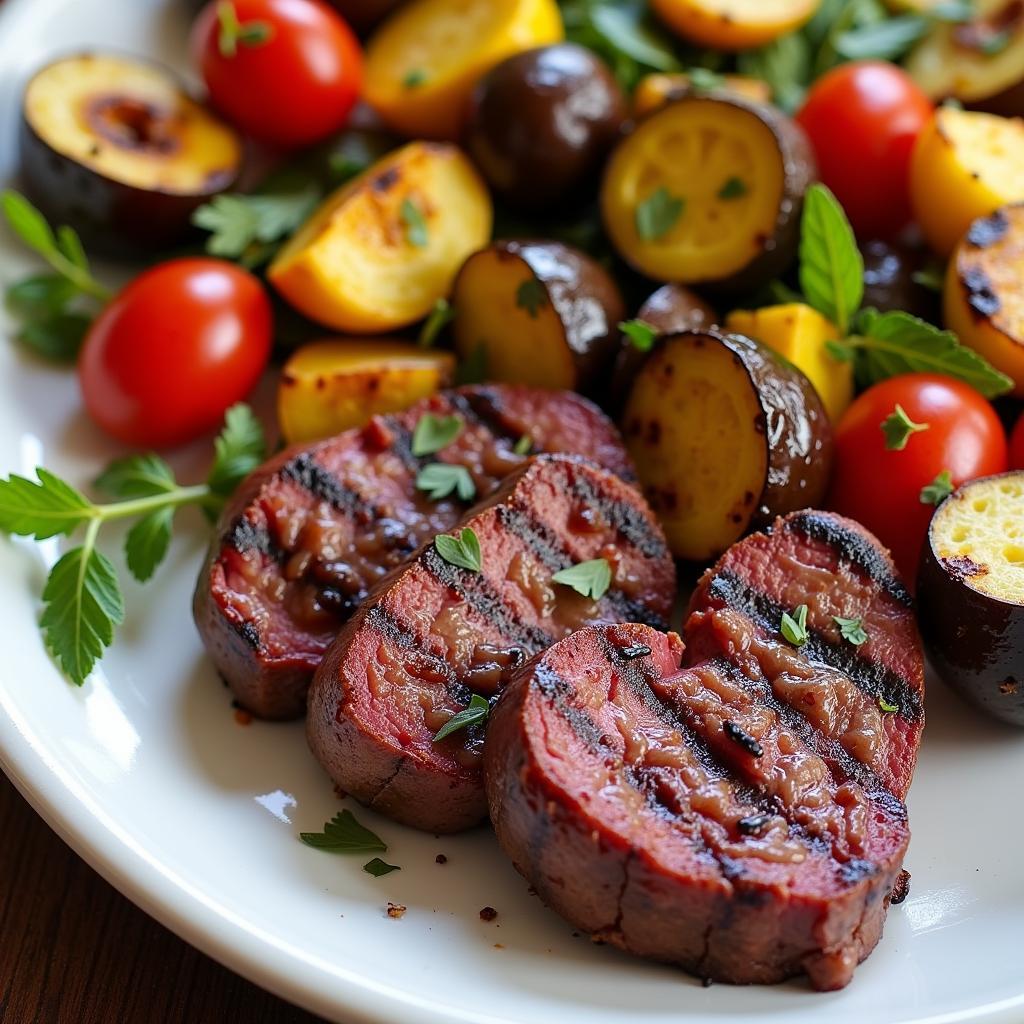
[
  {"left": 622, "top": 335, "right": 765, "bottom": 561},
  {"left": 602, "top": 99, "right": 784, "bottom": 283},
  {"left": 364, "top": 0, "right": 563, "bottom": 139},
  {"left": 278, "top": 339, "right": 456, "bottom": 443},
  {"left": 268, "top": 142, "right": 492, "bottom": 333},
  {"left": 651, "top": 0, "right": 820, "bottom": 50}
]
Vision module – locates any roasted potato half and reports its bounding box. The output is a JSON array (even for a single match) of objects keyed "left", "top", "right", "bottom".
[
  {"left": 363, "top": 0, "right": 563, "bottom": 140},
  {"left": 278, "top": 339, "right": 456, "bottom": 443},
  {"left": 601, "top": 93, "right": 815, "bottom": 291},
  {"left": 945, "top": 204, "right": 1024, "bottom": 397},
  {"left": 20, "top": 52, "right": 242, "bottom": 257},
  {"left": 452, "top": 240, "right": 625, "bottom": 393},
  {"left": 268, "top": 142, "right": 492, "bottom": 333},
  {"left": 621, "top": 329, "right": 833, "bottom": 561},
  {"left": 907, "top": 0, "right": 1024, "bottom": 117},
  {"left": 633, "top": 72, "right": 772, "bottom": 117},
  {"left": 910, "top": 106, "right": 1024, "bottom": 256},
  {"left": 650, "top": 0, "right": 820, "bottom": 50},
  {"left": 917, "top": 471, "right": 1024, "bottom": 725}
]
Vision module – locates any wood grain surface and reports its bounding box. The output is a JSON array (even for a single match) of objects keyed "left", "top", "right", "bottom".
[{"left": 0, "top": 772, "right": 325, "bottom": 1024}]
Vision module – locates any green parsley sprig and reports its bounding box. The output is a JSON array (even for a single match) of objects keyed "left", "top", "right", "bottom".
[
  {"left": 780, "top": 604, "right": 810, "bottom": 647},
  {"left": 0, "top": 405, "right": 266, "bottom": 685},
  {"left": 433, "top": 693, "right": 490, "bottom": 742},
  {"left": 551, "top": 558, "right": 613, "bottom": 600}
]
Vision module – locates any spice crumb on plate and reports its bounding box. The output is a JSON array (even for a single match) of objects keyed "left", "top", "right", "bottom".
[
  {"left": 386, "top": 903, "right": 407, "bottom": 919},
  {"left": 479, "top": 906, "right": 498, "bottom": 922}
]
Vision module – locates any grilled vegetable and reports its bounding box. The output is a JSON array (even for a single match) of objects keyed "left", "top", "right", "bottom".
[
  {"left": 20, "top": 53, "right": 242, "bottom": 257},
  {"left": 452, "top": 240, "right": 625, "bottom": 393},
  {"left": 945, "top": 205, "right": 1024, "bottom": 397},
  {"left": 725, "top": 303, "right": 852, "bottom": 422},
  {"left": 601, "top": 93, "right": 815, "bottom": 291},
  {"left": 910, "top": 106, "right": 1024, "bottom": 256},
  {"left": 862, "top": 239, "right": 942, "bottom": 322},
  {"left": 917, "top": 471, "right": 1024, "bottom": 725},
  {"left": 278, "top": 339, "right": 456, "bottom": 443},
  {"left": 362, "top": 0, "right": 563, "bottom": 140},
  {"left": 632, "top": 72, "right": 772, "bottom": 116},
  {"left": 906, "top": 0, "right": 1024, "bottom": 117},
  {"left": 465, "top": 44, "right": 626, "bottom": 210},
  {"left": 621, "top": 329, "right": 833, "bottom": 560},
  {"left": 650, "top": 0, "right": 821, "bottom": 50},
  {"left": 268, "top": 142, "right": 492, "bottom": 333}
]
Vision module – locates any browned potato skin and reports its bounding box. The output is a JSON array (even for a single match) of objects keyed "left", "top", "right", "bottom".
[
  {"left": 610, "top": 284, "right": 718, "bottom": 410},
  {"left": 465, "top": 44, "right": 627, "bottom": 210}
]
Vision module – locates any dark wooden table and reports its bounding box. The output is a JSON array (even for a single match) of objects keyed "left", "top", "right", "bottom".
[{"left": 0, "top": 772, "right": 325, "bottom": 1023}]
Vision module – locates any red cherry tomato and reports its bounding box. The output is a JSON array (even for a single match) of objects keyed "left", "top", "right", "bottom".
[
  {"left": 193, "top": 0, "right": 362, "bottom": 148},
  {"left": 79, "top": 259, "right": 273, "bottom": 448},
  {"left": 827, "top": 374, "right": 1008, "bottom": 580},
  {"left": 1012, "top": 412, "right": 1024, "bottom": 469},
  {"left": 796, "top": 61, "right": 933, "bottom": 239}
]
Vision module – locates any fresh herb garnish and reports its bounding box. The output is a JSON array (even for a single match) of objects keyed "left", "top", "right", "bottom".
[
  {"left": 299, "top": 810, "right": 387, "bottom": 853},
  {"left": 400, "top": 197, "right": 429, "bottom": 248},
  {"left": 921, "top": 469, "right": 955, "bottom": 506},
  {"left": 363, "top": 857, "right": 401, "bottom": 877},
  {"left": 635, "top": 187, "right": 684, "bottom": 242},
  {"left": 403, "top": 68, "right": 427, "bottom": 88},
  {"left": 833, "top": 615, "right": 868, "bottom": 646},
  {"left": 878, "top": 696, "right": 900, "bottom": 714},
  {"left": 513, "top": 435, "right": 533, "bottom": 456},
  {"left": 412, "top": 413, "right": 462, "bottom": 456},
  {"left": 718, "top": 177, "right": 749, "bottom": 200},
  {"left": 834, "top": 16, "right": 929, "bottom": 61},
  {"left": 416, "top": 463, "right": 475, "bottom": 502},
  {"left": 433, "top": 693, "right": 490, "bottom": 742},
  {"left": 912, "top": 264, "right": 946, "bottom": 293},
  {"left": 686, "top": 67, "right": 727, "bottom": 93},
  {"left": 551, "top": 558, "right": 612, "bottom": 600},
  {"left": 881, "top": 404, "right": 930, "bottom": 451},
  {"left": 619, "top": 318, "right": 659, "bottom": 353},
  {"left": 780, "top": 604, "right": 810, "bottom": 647},
  {"left": 216, "top": 0, "right": 274, "bottom": 57},
  {"left": 515, "top": 277, "right": 547, "bottom": 318},
  {"left": 0, "top": 405, "right": 266, "bottom": 684},
  {"left": 434, "top": 528, "right": 482, "bottom": 572},
  {"left": 455, "top": 343, "right": 489, "bottom": 386},
  {"left": 418, "top": 298, "right": 455, "bottom": 348}
]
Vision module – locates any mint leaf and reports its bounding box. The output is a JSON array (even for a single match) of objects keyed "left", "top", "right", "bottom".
[
  {"left": 635, "top": 187, "right": 684, "bottom": 242},
  {"left": 207, "top": 404, "right": 266, "bottom": 498},
  {"left": 880, "top": 404, "right": 929, "bottom": 451},
  {"left": 412, "top": 413, "right": 462, "bottom": 456},
  {"left": 433, "top": 693, "right": 490, "bottom": 742},
  {"left": 619, "top": 319, "right": 659, "bottom": 353},
  {"left": 799, "top": 184, "right": 863, "bottom": 335},
  {"left": 718, "top": 177, "right": 749, "bottom": 200},
  {"left": 2, "top": 189, "right": 56, "bottom": 255},
  {"left": 5, "top": 274, "right": 76, "bottom": 319},
  {"left": 400, "top": 198, "right": 429, "bottom": 248},
  {"left": 0, "top": 468, "right": 93, "bottom": 539},
  {"left": 780, "top": 604, "right": 809, "bottom": 646},
  {"left": 40, "top": 544, "right": 124, "bottom": 685},
  {"left": 551, "top": 558, "right": 612, "bottom": 600},
  {"left": 418, "top": 297, "right": 455, "bottom": 348},
  {"left": 833, "top": 615, "right": 868, "bottom": 646},
  {"left": 364, "top": 857, "right": 401, "bottom": 876},
  {"left": 921, "top": 469, "right": 954, "bottom": 506},
  {"left": 516, "top": 277, "right": 547, "bottom": 318},
  {"left": 835, "top": 16, "right": 928, "bottom": 61},
  {"left": 95, "top": 454, "right": 177, "bottom": 500},
  {"left": 416, "top": 463, "right": 475, "bottom": 502},
  {"left": 124, "top": 507, "right": 174, "bottom": 582},
  {"left": 587, "top": 3, "right": 681, "bottom": 71},
  {"left": 434, "top": 527, "right": 482, "bottom": 572},
  {"left": 17, "top": 313, "right": 91, "bottom": 362},
  {"left": 56, "top": 225, "right": 89, "bottom": 271},
  {"left": 299, "top": 810, "right": 387, "bottom": 853}
]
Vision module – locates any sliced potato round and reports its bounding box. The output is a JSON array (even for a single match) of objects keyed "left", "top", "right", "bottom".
[
  {"left": 910, "top": 106, "right": 1024, "bottom": 256},
  {"left": 945, "top": 203, "right": 1024, "bottom": 396},
  {"left": 632, "top": 72, "right": 772, "bottom": 117},
  {"left": 452, "top": 240, "right": 625, "bottom": 393},
  {"left": 650, "top": 0, "right": 820, "bottom": 50},
  {"left": 278, "top": 339, "right": 456, "bottom": 443},
  {"left": 906, "top": 0, "right": 1024, "bottom": 116},
  {"left": 601, "top": 94, "right": 815, "bottom": 290},
  {"left": 268, "top": 142, "right": 492, "bottom": 333},
  {"left": 621, "top": 329, "right": 832, "bottom": 560},
  {"left": 363, "top": 0, "right": 563, "bottom": 140}
]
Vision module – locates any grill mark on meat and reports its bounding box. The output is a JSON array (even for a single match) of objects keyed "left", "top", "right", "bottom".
[
  {"left": 457, "top": 387, "right": 521, "bottom": 444},
  {"left": 421, "top": 546, "right": 555, "bottom": 651},
  {"left": 496, "top": 503, "right": 670, "bottom": 630},
  {"left": 839, "top": 858, "right": 880, "bottom": 884},
  {"left": 238, "top": 620, "right": 262, "bottom": 650},
  {"left": 782, "top": 511, "right": 912, "bottom": 607},
  {"left": 282, "top": 452, "right": 379, "bottom": 522},
  {"left": 384, "top": 423, "right": 420, "bottom": 475},
  {"left": 707, "top": 571, "right": 923, "bottom": 724},
  {"left": 227, "top": 516, "right": 274, "bottom": 556}
]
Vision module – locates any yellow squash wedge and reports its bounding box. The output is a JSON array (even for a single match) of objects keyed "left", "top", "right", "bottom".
[{"left": 650, "top": 0, "right": 820, "bottom": 51}]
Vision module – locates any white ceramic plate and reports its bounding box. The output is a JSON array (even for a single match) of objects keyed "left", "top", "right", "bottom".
[{"left": 1, "top": 2, "right": 1023, "bottom": 1021}]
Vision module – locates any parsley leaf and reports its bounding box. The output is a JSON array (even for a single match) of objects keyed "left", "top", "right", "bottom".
[
  {"left": 516, "top": 277, "right": 547, "bottom": 318},
  {"left": 433, "top": 693, "right": 490, "bottom": 742},
  {"left": 364, "top": 857, "right": 401, "bottom": 876},
  {"left": 833, "top": 615, "right": 868, "bottom": 646},
  {"left": 619, "top": 319, "right": 659, "bottom": 353},
  {"left": 418, "top": 298, "right": 455, "bottom": 348},
  {"left": 921, "top": 469, "right": 955, "bottom": 506},
  {"left": 880, "top": 404, "right": 930, "bottom": 451},
  {"left": 0, "top": 468, "right": 92, "bottom": 539},
  {"left": 403, "top": 68, "right": 427, "bottom": 88},
  {"left": 513, "top": 435, "right": 533, "bottom": 456},
  {"left": 95, "top": 454, "right": 177, "bottom": 500},
  {"left": 125, "top": 507, "right": 174, "bottom": 583},
  {"left": 400, "top": 198, "right": 429, "bottom": 248},
  {"left": 878, "top": 696, "right": 900, "bottom": 714},
  {"left": 835, "top": 16, "right": 928, "bottom": 61},
  {"left": 718, "top": 177, "right": 749, "bottom": 200},
  {"left": 635, "top": 187, "right": 684, "bottom": 242},
  {"left": 780, "top": 604, "right": 809, "bottom": 646},
  {"left": 16, "top": 313, "right": 92, "bottom": 362},
  {"left": 5, "top": 274, "right": 76, "bottom": 319},
  {"left": 416, "top": 463, "right": 476, "bottom": 502},
  {"left": 299, "top": 810, "right": 387, "bottom": 853},
  {"left": 799, "top": 184, "right": 864, "bottom": 335},
  {"left": 434, "top": 528, "right": 482, "bottom": 572},
  {"left": 551, "top": 558, "right": 612, "bottom": 600},
  {"left": 412, "top": 413, "right": 463, "bottom": 456},
  {"left": 207, "top": 404, "right": 267, "bottom": 498}
]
